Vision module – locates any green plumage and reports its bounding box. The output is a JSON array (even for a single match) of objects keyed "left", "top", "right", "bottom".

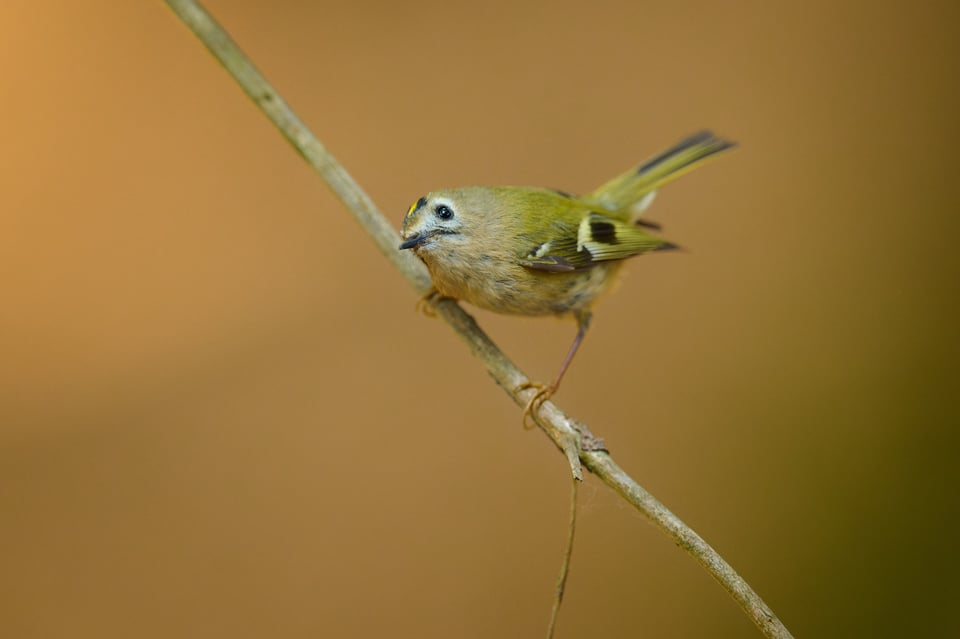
[
  {"left": 516, "top": 130, "right": 734, "bottom": 272},
  {"left": 516, "top": 197, "right": 674, "bottom": 272}
]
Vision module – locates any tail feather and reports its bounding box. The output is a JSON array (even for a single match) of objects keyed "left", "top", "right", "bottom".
[{"left": 589, "top": 130, "right": 736, "bottom": 215}]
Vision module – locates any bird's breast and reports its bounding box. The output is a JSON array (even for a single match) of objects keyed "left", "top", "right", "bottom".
[{"left": 419, "top": 247, "right": 619, "bottom": 317}]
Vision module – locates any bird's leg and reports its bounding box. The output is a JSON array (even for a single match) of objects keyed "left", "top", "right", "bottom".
[
  {"left": 415, "top": 287, "right": 445, "bottom": 317},
  {"left": 517, "top": 310, "right": 592, "bottom": 429}
]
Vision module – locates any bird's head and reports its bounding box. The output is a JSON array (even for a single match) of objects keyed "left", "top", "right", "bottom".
[{"left": 399, "top": 188, "right": 494, "bottom": 254}]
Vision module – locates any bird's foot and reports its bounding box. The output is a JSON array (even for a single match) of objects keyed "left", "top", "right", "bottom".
[
  {"left": 415, "top": 288, "right": 443, "bottom": 317},
  {"left": 515, "top": 380, "right": 557, "bottom": 430}
]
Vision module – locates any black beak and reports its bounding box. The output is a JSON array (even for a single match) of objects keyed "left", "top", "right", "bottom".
[
  {"left": 399, "top": 229, "right": 455, "bottom": 250},
  {"left": 399, "top": 234, "right": 425, "bottom": 250}
]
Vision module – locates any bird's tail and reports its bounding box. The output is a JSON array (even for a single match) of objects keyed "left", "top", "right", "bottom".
[{"left": 588, "top": 130, "right": 736, "bottom": 216}]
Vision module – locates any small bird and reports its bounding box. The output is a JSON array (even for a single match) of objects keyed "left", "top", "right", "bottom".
[{"left": 400, "top": 130, "right": 735, "bottom": 426}]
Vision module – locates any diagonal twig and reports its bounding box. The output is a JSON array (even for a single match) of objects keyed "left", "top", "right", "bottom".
[{"left": 161, "top": 2, "right": 794, "bottom": 637}]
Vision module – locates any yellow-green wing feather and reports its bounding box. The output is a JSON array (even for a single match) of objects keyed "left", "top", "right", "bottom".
[{"left": 519, "top": 204, "right": 674, "bottom": 272}]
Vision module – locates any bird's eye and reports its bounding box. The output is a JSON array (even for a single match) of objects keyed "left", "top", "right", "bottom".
[{"left": 435, "top": 205, "right": 454, "bottom": 220}]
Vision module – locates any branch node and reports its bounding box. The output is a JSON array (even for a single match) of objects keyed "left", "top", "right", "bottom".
[{"left": 571, "top": 419, "right": 607, "bottom": 453}]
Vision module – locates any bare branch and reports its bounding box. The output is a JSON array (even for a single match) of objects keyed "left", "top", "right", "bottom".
[{"left": 162, "top": 2, "right": 794, "bottom": 637}]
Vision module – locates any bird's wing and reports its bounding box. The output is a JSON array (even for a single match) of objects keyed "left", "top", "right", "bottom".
[{"left": 518, "top": 210, "right": 675, "bottom": 272}]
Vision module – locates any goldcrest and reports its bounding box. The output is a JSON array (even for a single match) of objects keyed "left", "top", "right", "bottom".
[{"left": 400, "top": 130, "right": 735, "bottom": 425}]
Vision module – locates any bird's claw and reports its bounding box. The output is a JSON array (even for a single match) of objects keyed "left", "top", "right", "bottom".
[
  {"left": 515, "top": 380, "right": 557, "bottom": 430},
  {"left": 415, "top": 288, "right": 443, "bottom": 317}
]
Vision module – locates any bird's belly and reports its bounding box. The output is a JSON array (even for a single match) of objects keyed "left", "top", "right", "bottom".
[{"left": 429, "top": 260, "right": 620, "bottom": 317}]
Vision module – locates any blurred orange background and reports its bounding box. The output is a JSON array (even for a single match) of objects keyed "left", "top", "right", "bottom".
[{"left": 2, "top": 1, "right": 958, "bottom": 637}]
